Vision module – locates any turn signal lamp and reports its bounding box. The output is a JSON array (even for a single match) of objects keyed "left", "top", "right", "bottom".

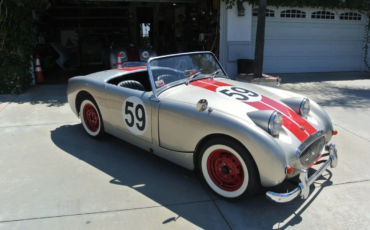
[
  {"left": 333, "top": 130, "right": 338, "bottom": 135},
  {"left": 286, "top": 166, "right": 294, "bottom": 175}
]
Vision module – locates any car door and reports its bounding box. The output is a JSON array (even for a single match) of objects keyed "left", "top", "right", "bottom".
[{"left": 105, "top": 84, "right": 152, "bottom": 143}]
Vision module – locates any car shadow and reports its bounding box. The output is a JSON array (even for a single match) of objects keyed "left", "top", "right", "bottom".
[{"left": 51, "top": 124, "right": 334, "bottom": 229}]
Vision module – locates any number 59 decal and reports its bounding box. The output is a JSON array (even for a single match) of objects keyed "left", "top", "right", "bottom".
[
  {"left": 122, "top": 96, "right": 147, "bottom": 135},
  {"left": 216, "top": 86, "right": 262, "bottom": 102}
]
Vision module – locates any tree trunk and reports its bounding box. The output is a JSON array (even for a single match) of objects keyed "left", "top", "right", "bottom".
[{"left": 253, "top": 0, "right": 267, "bottom": 78}]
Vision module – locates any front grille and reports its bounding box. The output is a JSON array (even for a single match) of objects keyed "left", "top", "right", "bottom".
[{"left": 299, "top": 136, "right": 326, "bottom": 167}]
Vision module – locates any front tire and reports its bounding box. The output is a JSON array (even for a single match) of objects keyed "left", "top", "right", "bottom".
[
  {"left": 80, "top": 97, "right": 105, "bottom": 139},
  {"left": 197, "top": 138, "right": 259, "bottom": 201}
]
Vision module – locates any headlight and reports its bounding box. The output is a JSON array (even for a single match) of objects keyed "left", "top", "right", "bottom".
[
  {"left": 120, "top": 51, "right": 126, "bottom": 60},
  {"left": 142, "top": 51, "right": 149, "bottom": 59},
  {"left": 299, "top": 98, "right": 310, "bottom": 119},
  {"left": 268, "top": 111, "right": 283, "bottom": 137}
]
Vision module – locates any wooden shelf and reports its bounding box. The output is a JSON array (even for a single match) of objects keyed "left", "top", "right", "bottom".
[
  {"left": 53, "top": 17, "right": 128, "bottom": 20},
  {"left": 77, "top": 33, "right": 129, "bottom": 35},
  {"left": 52, "top": 6, "right": 128, "bottom": 9},
  {"left": 59, "top": 27, "right": 129, "bottom": 30}
]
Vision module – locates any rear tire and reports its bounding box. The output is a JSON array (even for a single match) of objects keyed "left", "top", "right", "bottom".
[
  {"left": 80, "top": 96, "right": 105, "bottom": 139},
  {"left": 197, "top": 138, "right": 259, "bottom": 201}
]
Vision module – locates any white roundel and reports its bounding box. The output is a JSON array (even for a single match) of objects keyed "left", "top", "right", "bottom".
[
  {"left": 122, "top": 96, "right": 147, "bottom": 135},
  {"left": 216, "top": 86, "right": 262, "bottom": 102}
]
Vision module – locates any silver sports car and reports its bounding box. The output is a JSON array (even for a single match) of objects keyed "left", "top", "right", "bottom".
[{"left": 67, "top": 51, "right": 338, "bottom": 203}]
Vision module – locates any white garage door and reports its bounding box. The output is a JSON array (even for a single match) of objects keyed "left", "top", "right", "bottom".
[{"left": 252, "top": 8, "right": 367, "bottom": 73}]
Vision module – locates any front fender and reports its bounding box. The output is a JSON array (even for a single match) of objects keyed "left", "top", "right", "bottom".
[{"left": 158, "top": 99, "right": 287, "bottom": 187}]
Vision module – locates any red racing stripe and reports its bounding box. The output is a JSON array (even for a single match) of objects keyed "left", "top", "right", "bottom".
[
  {"left": 190, "top": 79, "right": 317, "bottom": 142},
  {"left": 117, "top": 67, "right": 147, "bottom": 71},
  {"left": 190, "top": 80, "right": 218, "bottom": 91},
  {"left": 261, "top": 96, "right": 316, "bottom": 135},
  {"left": 243, "top": 100, "right": 309, "bottom": 142},
  {"left": 198, "top": 78, "right": 231, "bottom": 87}
]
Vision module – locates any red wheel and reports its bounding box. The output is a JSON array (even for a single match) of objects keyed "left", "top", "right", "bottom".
[
  {"left": 198, "top": 138, "right": 259, "bottom": 201},
  {"left": 80, "top": 97, "right": 105, "bottom": 138},
  {"left": 83, "top": 103, "right": 99, "bottom": 132},
  {"left": 207, "top": 149, "right": 244, "bottom": 192}
]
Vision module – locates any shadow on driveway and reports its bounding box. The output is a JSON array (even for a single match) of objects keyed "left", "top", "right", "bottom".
[
  {"left": 50, "top": 124, "right": 333, "bottom": 229},
  {"left": 281, "top": 82, "right": 370, "bottom": 108},
  {"left": 275, "top": 71, "right": 370, "bottom": 84}
]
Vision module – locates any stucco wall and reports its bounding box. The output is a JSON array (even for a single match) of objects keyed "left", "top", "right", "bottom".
[{"left": 219, "top": 2, "right": 253, "bottom": 79}]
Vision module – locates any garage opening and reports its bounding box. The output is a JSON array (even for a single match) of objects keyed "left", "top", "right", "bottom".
[{"left": 35, "top": 0, "right": 220, "bottom": 84}]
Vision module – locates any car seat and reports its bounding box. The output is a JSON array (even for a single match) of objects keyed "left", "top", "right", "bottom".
[{"left": 118, "top": 80, "right": 145, "bottom": 91}]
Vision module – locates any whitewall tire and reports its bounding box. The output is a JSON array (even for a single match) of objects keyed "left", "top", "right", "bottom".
[
  {"left": 198, "top": 138, "right": 259, "bottom": 201},
  {"left": 80, "top": 97, "right": 105, "bottom": 138}
]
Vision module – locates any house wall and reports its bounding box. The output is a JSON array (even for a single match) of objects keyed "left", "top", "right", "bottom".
[{"left": 219, "top": 2, "right": 253, "bottom": 79}]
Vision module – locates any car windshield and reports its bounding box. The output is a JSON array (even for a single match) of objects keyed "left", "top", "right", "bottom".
[{"left": 149, "top": 53, "right": 227, "bottom": 90}]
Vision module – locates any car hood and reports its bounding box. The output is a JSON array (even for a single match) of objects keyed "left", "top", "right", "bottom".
[
  {"left": 160, "top": 78, "right": 331, "bottom": 144},
  {"left": 161, "top": 78, "right": 300, "bottom": 122}
]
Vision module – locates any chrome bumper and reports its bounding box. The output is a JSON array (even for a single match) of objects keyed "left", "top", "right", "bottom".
[{"left": 266, "top": 144, "right": 338, "bottom": 203}]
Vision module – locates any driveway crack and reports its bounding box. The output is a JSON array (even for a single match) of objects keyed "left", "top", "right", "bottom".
[{"left": 333, "top": 122, "right": 370, "bottom": 142}]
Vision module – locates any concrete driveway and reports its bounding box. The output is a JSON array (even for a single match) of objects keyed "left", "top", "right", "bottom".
[{"left": 1, "top": 74, "right": 370, "bottom": 229}]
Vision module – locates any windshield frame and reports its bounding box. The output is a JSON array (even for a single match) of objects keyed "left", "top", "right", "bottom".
[{"left": 146, "top": 51, "right": 229, "bottom": 98}]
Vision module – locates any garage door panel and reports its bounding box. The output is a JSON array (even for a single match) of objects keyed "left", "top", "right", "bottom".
[
  {"left": 277, "top": 26, "right": 306, "bottom": 38},
  {"left": 334, "top": 41, "right": 362, "bottom": 56},
  {"left": 262, "top": 58, "right": 276, "bottom": 72},
  {"left": 306, "top": 41, "right": 333, "bottom": 56},
  {"left": 277, "top": 41, "right": 305, "bottom": 53},
  {"left": 274, "top": 58, "right": 305, "bottom": 71},
  {"left": 308, "top": 27, "right": 335, "bottom": 39},
  {"left": 334, "top": 58, "right": 362, "bottom": 70},
  {"left": 263, "top": 43, "right": 277, "bottom": 56},
  {"left": 263, "top": 40, "right": 306, "bottom": 56},
  {"left": 336, "top": 27, "right": 363, "bottom": 39},
  {"left": 250, "top": 11, "right": 365, "bottom": 73},
  {"left": 306, "top": 58, "right": 334, "bottom": 71}
]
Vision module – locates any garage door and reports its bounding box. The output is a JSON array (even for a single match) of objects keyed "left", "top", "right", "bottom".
[{"left": 252, "top": 8, "right": 367, "bottom": 73}]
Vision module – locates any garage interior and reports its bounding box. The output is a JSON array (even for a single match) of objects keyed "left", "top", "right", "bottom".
[{"left": 35, "top": 0, "right": 220, "bottom": 84}]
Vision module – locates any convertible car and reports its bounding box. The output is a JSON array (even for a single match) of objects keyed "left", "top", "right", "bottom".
[{"left": 67, "top": 51, "right": 338, "bottom": 203}]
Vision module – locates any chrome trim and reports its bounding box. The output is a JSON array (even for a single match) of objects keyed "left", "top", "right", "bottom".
[
  {"left": 296, "top": 130, "right": 325, "bottom": 157},
  {"left": 147, "top": 58, "right": 158, "bottom": 98},
  {"left": 196, "top": 99, "right": 208, "bottom": 112},
  {"left": 329, "top": 144, "right": 338, "bottom": 168},
  {"left": 146, "top": 51, "right": 229, "bottom": 98},
  {"left": 149, "top": 95, "right": 161, "bottom": 102},
  {"left": 266, "top": 144, "right": 338, "bottom": 203},
  {"left": 268, "top": 111, "right": 282, "bottom": 137}
]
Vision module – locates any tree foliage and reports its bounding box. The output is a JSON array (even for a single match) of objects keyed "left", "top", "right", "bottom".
[{"left": 0, "top": 0, "right": 50, "bottom": 94}]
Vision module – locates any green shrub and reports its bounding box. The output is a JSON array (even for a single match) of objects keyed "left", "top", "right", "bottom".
[{"left": 0, "top": 0, "right": 50, "bottom": 94}]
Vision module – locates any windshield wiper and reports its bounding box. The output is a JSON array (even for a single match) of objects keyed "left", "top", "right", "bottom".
[
  {"left": 208, "top": 69, "right": 220, "bottom": 80},
  {"left": 185, "top": 72, "right": 201, "bottom": 85}
]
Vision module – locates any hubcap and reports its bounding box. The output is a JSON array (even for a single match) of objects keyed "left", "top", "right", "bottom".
[
  {"left": 207, "top": 149, "right": 244, "bottom": 191},
  {"left": 83, "top": 103, "right": 99, "bottom": 132}
]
